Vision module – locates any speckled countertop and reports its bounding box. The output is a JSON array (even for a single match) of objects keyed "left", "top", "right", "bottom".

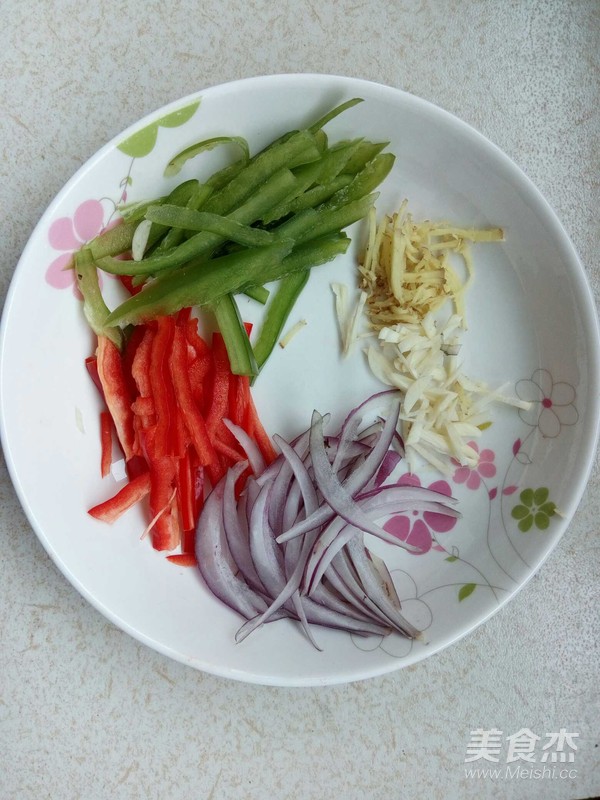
[{"left": 1, "top": 2, "right": 599, "bottom": 799}]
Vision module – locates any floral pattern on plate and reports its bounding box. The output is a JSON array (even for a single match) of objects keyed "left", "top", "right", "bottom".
[{"left": 351, "top": 369, "right": 577, "bottom": 660}]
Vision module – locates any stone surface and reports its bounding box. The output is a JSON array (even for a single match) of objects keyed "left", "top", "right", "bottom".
[{"left": 0, "top": 2, "right": 598, "bottom": 798}]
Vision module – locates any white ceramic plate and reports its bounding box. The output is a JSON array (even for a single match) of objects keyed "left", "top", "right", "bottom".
[{"left": 1, "top": 74, "right": 599, "bottom": 686}]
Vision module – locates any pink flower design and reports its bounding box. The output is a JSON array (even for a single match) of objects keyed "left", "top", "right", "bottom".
[
  {"left": 452, "top": 442, "right": 496, "bottom": 490},
  {"left": 45, "top": 199, "right": 106, "bottom": 294},
  {"left": 382, "top": 474, "right": 457, "bottom": 555}
]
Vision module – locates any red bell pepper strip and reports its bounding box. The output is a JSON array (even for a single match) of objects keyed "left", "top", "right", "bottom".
[
  {"left": 166, "top": 553, "right": 198, "bottom": 567},
  {"left": 131, "top": 396, "right": 155, "bottom": 418},
  {"left": 230, "top": 375, "right": 250, "bottom": 426},
  {"left": 169, "top": 325, "right": 218, "bottom": 468},
  {"left": 118, "top": 274, "right": 143, "bottom": 296},
  {"left": 185, "top": 317, "right": 211, "bottom": 360},
  {"left": 131, "top": 327, "right": 154, "bottom": 404},
  {"left": 205, "top": 331, "right": 249, "bottom": 458},
  {"left": 85, "top": 355, "right": 104, "bottom": 398},
  {"left": 122, "top": 324, "right": 147, "bottom": 401},
  {"left": 147, "top": 453, "right": 179, "bottom": 551},
  {"left": 192, "top": 460, "right": 205, "bottom": 517},
  {"left": 243, "top": 387, "right": 277, "bottom": 464},
  {"left": 213, "top": 437, "right": 245, "bottom": 463},
  {"left": 176, "top": 307, "right": 192, "bottom": 325},
  {"left": 100, "top": 411, "right": 113, "bottom": 478},
  {"left": 88, "top": 472, "right": 151, "bottom": 523},
  {"left": 187, "top": 356, "right": 211, "bottom": 410},
  {"left": 126, "top": 455, "right": 148, "bottom": 481},
  {"left": 205, "top": 333, "right": 230, "bottom": 437},
  {"left": 185, "top": 319, "right": 212, "bottom": 411},
  {"left": 148, "top": 317, "right": 176, "bottom": 458},
  {"left": 176, "top": 448, "right": 196, "bottom": 535},
  {"left": 96, "top": 336, "right": 137, "bottom": 461}
]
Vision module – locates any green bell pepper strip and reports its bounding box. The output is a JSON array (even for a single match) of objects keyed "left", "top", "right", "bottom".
[
  {"left": 308, "top": 97, "right": 364, "bottom": 133},
  {"left": 164, "top": 136, "right": 250, "bottom": 178},
  {"left": 259, "top": 158, "right": 330, "bottom": 225},
  {"left": 129, "top": 183, "right": 215, "bottom": 284},
  {"left": 105, "top": 241, "right": 294, "bottom": 326},
  {"left": 146, "top": 206, "right": 275, "bottom": 247},
  {"left": 118, "top": 179, "right": 199, "bottom": 222},
  {"left": 74, "top": 249, "right": 123, "bottom": 349},
  {"left": 261, "top": 140, "right": 364, "bottom": 225},
  {"left": 203, "top": 129, "right": 319, "bottom": 192},
  {"left": 251, "top": 270, "right": 310, "bottom": 377},
  {"left": 262, "top": 155, "right": 390, "bottom": 251},
  {"left": 88, "top": 221, "right": 138, "bottom": 261},
  {"left": 272, "top": 192, "right": 378, "bottom": 246},
  {"left": 315, "top": 138, "right": 365, "bottom": 184},
  {"left": 88, "top": 179, "right": 200, "bottom": 260},
  {"left": 211, "top": 293, "right": 258, "bottom": 376},
  {"left": 320, "top": 152, "right": 395, "bottom": 211},
  {"left": 156, "top": 182, "right": 214, "bottom": 250},
  {"left": 273, "top": 174, "right": 353, "bottom": 218},
  {"left": 105, "top": 234, "right": 349, "bottom": 327},
  {"left": 244, "top": 286, "right": 270, "bottom": 305},
  {"left": 97, "top": 168, "right": 299, "bottom": 276},
  {"left": 117, "top": 132, "right": 320, "bottom": 273},
  {"left": 205, "top": 158, "right": 248, "bottom": 191},
  {"left": 343, "top": 141, "right": 389, "bottom": 173},
  {"left": 200, "top": 129, "right": 319, "bottom": 216}
]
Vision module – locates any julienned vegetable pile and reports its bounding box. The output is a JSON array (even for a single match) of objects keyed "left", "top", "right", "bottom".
[
  {"left": 86, "top": 313, "right": 276, "bottom": 556},
  {"left": 197, "top": 392, "right": 459, "bottom": 647},
  {"left": 76, "top": 97, "right": 468, "bottom": 648},
  {"left": 76, "top": 97, "right": 395, "bottom": 379}
]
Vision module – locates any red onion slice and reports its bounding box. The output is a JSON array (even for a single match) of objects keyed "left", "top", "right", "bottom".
[
  {"left": 306, "top": 410, "right": 423, "bottom": 552},
  {"left": 223, "top": 418, "right": 266, "bottom": 475},
  {"left": 344, "top": 537, "right": 421, "bottom": 638},
  {"left": 235, "top": 530, "right": 318, "bottom": 643},
  {"left": 195, "top": 477, "right": 271, "bottom": 619},
  {"left": 322, "top": 565, "right": 386, "bottom": 624},
  {"left": 248, "top": 482, "right": 287, "bottom": 597},
  {"left": 276, "top": 401, "right": 401, "bottom": 544},
  {"left": 325, "top": 559, "right": 396, "bottom": 628},
  {"left": 273, "top": 433, "right": 320, "bottom": 516},
  {"left": 195, "top": 391, "right": 461, "bottom": 650},
  {"left": 222, "top": 461, "right": 266, "bottom": 594}
]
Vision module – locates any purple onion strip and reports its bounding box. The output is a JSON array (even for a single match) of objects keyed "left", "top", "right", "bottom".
[{"left": 195, "top": 477, "right": 271, "bottom": 620}]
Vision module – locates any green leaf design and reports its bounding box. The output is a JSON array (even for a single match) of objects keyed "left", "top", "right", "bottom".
[
  {"left": 518, "top": 516, "right": 534, "bottom": 533},
  {"left": 118, "top": 124, "right": 159, "bottom": 158},
  {"left": 445, "top": 556, "right": 458, "bottom": 562},
  {"left": 513, "top": 487, "right": 556, "bottom": 534},
  {"left": 535, "top": 512, "right": 550, "bottom": 530},
  {"left": 118, "top": 99, "right": 200, "bottom": 159},
  {"left": 520, "top": 488, "right": 534, "bottom": 507},
  {"left": 533, "top": 487, "right": 549, "bottom": 506},
  {"left": 156, "top": 100, "right": 200, "bottom": 128},
  {"left": 458, "top": 583, "right": 476, "bottom": 601},
  {"left": 511, "top": 504, "right": 529, "bottom": 520}
]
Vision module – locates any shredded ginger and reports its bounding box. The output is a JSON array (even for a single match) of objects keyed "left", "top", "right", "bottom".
[
  {"left": 334, "top": 201, "right": 530, "bottom": 474},
  {"left": 359, "top": 201, "right": 504, "bottom": 328}
]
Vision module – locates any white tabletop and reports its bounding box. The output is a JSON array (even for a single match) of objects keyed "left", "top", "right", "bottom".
[{"left": 1, "top": 2, "right": 598, "bottom": 799}]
